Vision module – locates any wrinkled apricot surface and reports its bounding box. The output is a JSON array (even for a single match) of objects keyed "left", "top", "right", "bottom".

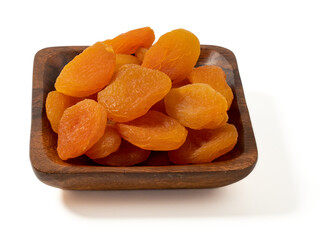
[
  {"left": 103, "top": 27, "right": 155, "bottom": 54},
  {"left": 115, "top": 54, "right": 141, "bottom": 71},
  {"left": 85, "top": 126, "right": 121, "bottom": 159},
  {"left": 168, "top": 123, "right": 238, "bottom": 164},
  {"left": 57, "top": 99, "right": 107, "bottom": 160},
  {"left": 98, "top": 64, "right": 172, "bottom": 122},
  {"left": 55, "top": 42, "right": 116, "bottom": 97},
  {"left": 45, "top": 91, "right": 79, "bottom": 133},
  {"left": 188, "top": 65, "right": 234, "bottom": 109},
  {"left": 92, "top": 140, "right": 151, "bottom": 166},
  {"left": 116, "top": 110, "right": 188, "bottom": 151},
  {"left": 142, "top": 29, "right": 200, "bottom": 83},
  {"left": 135, "top": 47, "right": 148, "bottom": 62},
  {"left": 201, "top": 112, "right": 228, "bottom": 130},
  {"left": 164, "top": 83, "right": 228, "bottom": 130}
]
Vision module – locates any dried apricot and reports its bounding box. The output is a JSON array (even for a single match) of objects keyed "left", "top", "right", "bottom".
[
  {"left": 168, "top": 123, "right": 238, "bottom": 164},
  {"left": 55, "top": 42, "right": 116, "bottom": 97},
  {"left": 92, "top": 140, "right": 151, "bottom": 166},
  {"left": 57, "top": 99, "right": 107, "bottom": 160},
  {"left": 142, "top": 29, "right": 200, "bottom": 83},
  {"left": 98, "top": 64, "right": 172, "bottom": 122},
  {"left": 116, "top": 110, "right": 188, "bottom": 151},
  {"left": 135, "top": 47, "right": 148, "bottom": 62},
  {"left": 85, "top": 126, "right": 121, "bottom": 159},
  {"left": 164, "top": 83, "right": 228, "bottom": 130},
  {"left": 115, "top": 54, "right": 141, "bottom": 71},
  {"left": 103, "top": 27, "right": 155, "bottom": 54},
  {"left": 188, "top": 65, "right": 234, "bottom": 109},
  {"left": 45, "top": 91, "right": 79, "bottom": 133},
  {"left": 201, "top": 112, "right": 228, "bottom": 129}
]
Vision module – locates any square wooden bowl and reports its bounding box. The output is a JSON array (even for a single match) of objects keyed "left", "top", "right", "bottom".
[{"left": 30, "top": 45, "right": 257, "bottom": 190}]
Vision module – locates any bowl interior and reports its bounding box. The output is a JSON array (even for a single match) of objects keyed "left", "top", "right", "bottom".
[{"left": 31, "top": 45, "right": 256, "bottom": 174}]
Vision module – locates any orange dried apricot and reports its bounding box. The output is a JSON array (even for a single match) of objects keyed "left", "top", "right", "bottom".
[
  {"left": 102, "top": 27, "right": 155, "bottom": 54},
  {"left": 85, "top": 126, "right": 121, "bottom": 159},
  {"left": 168, "top": 123, "right": 238, "bottom": 164},
  {"left": 135, "top": 47, "right": 148, "bottom": 62},
  {"left": 98, "top": 64, "right": 172, "bottom": 122},
  {"left": 164, "top": 83, "right": 228, "bottom": 130},
  {"left": 142, "top": 29, "right": 200, "bottom": 83},
  {"left": 116, "top": 110, "right": 188, "bottom": 151},
  {"left": 57, "top": 99, "right": 107, "bottom": 160},
  {"left": 92, "top": 140, "right": 151, "bottom": 166},
  {"left": 201, "top": 112, "right": 228, "bottom": 129},
  {"left": 55, "top": 42, "right": 116, "bottom": 97},
  {"left": 45, "top": 91, "right": 80, "bottom": 133},
  {"left": 115, "top": 54, "right": 141, "bottom": 71},
  {"left": 188, "top": 65, "right": 234, "bottom": 109},
  {"left": 150, "top": 81, "right": 192, "bottom": 113}
]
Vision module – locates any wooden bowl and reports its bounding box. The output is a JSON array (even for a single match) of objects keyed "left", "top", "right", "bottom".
[{"left": 30, "top": 45, "right": 257, "bottom": 190}]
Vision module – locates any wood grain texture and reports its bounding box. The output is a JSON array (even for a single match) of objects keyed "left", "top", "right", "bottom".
[{"left": 30, "top": 45, "right": 258, "bottom": 190}]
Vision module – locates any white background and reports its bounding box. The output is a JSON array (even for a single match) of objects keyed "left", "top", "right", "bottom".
[{"left": 1, "top": 0, "right": 319, "bottom": 239}]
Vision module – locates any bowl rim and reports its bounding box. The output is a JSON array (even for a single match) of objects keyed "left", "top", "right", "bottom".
[{"left": 30, "top": 44, "right": 258, "bottom": 188}]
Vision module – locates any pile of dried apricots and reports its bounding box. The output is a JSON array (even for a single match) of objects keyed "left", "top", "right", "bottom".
[{"left": 46, "top": 27, "right": 238, "bottom": 166}]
